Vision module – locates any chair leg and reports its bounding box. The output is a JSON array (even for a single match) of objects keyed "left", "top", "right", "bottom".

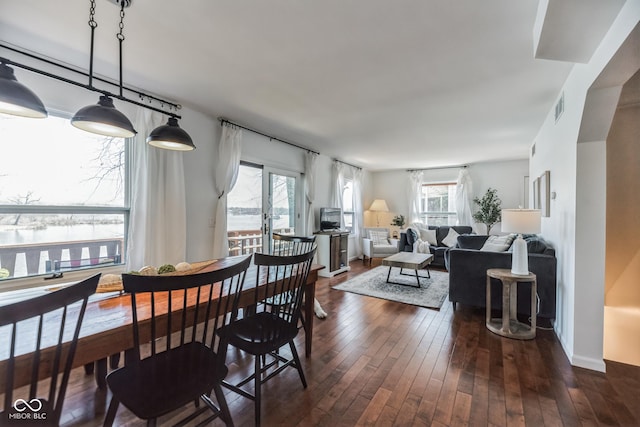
[
  {"left": 212, "top": 383, "right": 235, "bottom": 427},
  {"left": 254, "top": 355, "right": 262, "bottom": 427},
  {"left": 289, "top": 341, "right": 307, "bottom": 388},
  {"left": 103, "top": 396, "right": 120, "bottom": 427}
]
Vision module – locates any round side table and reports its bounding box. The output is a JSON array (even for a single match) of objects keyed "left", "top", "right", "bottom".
[{"left": 486, "top": 268, "right": 537, "bottom": 339}]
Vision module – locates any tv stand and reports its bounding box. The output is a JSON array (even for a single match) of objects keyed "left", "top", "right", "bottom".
[{"left": 314, "top": 231, "right": 350, "bottom": 277}]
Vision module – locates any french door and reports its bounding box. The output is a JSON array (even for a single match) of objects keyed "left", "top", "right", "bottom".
[{"left": 227, "top": 162, "right": 302, "bottom": 255}]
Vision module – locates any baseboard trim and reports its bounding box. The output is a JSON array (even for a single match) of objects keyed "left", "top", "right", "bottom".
[{"left": 555, "top": 323, "right": 606, "bottom": 372}]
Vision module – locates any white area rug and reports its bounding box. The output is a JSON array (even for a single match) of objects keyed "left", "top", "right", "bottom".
[{"left": 332, "top": 266, "right": 449, "bottom": 310}]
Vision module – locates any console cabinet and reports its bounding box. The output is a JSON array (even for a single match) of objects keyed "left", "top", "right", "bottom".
[{"left": 314, "top": 231, "right": 350, "bottom": 277}]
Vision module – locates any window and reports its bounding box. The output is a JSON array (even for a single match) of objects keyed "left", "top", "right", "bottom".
[
  {"left": 420, "top": 183, "right": 457, "bottom": 226},
  {"left": 0, "top": 114, "right": 128, "bottom": 283},
  {"left": 342, "top": 179, "right": 354, "bottom": 232}
]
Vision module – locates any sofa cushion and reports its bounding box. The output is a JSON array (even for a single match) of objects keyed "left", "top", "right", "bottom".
[
  {"left": 524, "top": 235, "right": 549, "bottom": 254},
  {"left": 431, "top": 225, "right": 473, "bottom": 246},
  {"left": 442, "top": 228, "right": 460, "bottom": 247},
  {"left": 457, "top": 235, "right": 489, "bottom": 250},
  {"left": 480, "top": 234, "right": 515, "bottom": 252},
  {"left": 418, "top": 229, "right": 437, "bottom": 245},
  {"left": 368, "top": 230, "right": 388, "bottom": 245},
  {"left": 406, "top": 228, "right": 418, "bottom": 246}
]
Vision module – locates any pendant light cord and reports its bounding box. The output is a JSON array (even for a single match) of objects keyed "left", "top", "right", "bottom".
[
  {"left": 88, "top": 0, "right": 97, "bottom": 88},
  {"left": 117, "top": 2, "right": 125, "bottom": 98}
]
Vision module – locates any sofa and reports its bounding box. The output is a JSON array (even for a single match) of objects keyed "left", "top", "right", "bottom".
[
  {"left": 447, "top": 234, "right": 557, "bottom": 318},
  {"left": 398, "top": 225, "right": 473, "bottom": 268}
]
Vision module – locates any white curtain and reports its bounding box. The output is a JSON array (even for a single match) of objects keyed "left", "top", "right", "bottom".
[
  {"left": 455, "top": 168, "right": 474, "bottom": 226},
  {"left": 332, "top": 161, "right": 346, "bottom": 221},
  {"left": 407, "top": 170, "right": 423, "bottom": 224},
  {"left": 352, "top": 167, "right": 364, "bottom": 256},
  {"left": 212, "top": 123, "right": 243, "bottom": 258},
  {"left": 304, "top": 152, "right": 318, "bottom": 236},
  {"left": 126, "top": 108, "right": 187, "bottom": 270}
]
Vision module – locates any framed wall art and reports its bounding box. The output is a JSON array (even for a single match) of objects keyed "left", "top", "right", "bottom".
[{"left": 540, "top": 170, "right": 550, "bottom": 217}]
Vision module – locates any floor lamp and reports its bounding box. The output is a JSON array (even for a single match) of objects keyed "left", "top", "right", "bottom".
[
  {"left": 369, "top": 199, "right": 389, "bottom": 227},
  {"left": 501, "top": 209, "right": 542, "bottom": 275}
]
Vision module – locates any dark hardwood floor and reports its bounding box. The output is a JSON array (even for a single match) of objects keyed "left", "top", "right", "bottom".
[{"left": 56, "top": 260, "right": 640, "bottom": 426}]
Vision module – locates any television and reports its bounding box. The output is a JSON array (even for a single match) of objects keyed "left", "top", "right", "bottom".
[{"left": 320, "top": 207, "right": 342, "bottom": 231}]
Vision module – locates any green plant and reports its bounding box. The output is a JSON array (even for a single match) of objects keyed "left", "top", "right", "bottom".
[
  {"left": 473, "top": 188, "right": 502, "bottom": 234},
  {"left": 391, "top": 215, "right": 406, "bottom": 228}
]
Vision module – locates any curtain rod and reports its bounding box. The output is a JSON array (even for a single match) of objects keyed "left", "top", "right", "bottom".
[
  {"left": 334, "top": 158, "right": 362, "bottom": 170},
  {"left": 407, "top": 164, "right": 468, "bottom": 172},
  {"left": 218, "top": 118, "right": 320, "bottom": 155}
]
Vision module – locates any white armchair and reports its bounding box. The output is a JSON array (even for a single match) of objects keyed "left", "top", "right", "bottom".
[{"left": 362, "top": 227, "right": 399, "bottom": 265}]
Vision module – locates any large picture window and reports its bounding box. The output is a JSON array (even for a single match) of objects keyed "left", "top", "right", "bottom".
[
  {"left": 0, "top": 114, "right": 128, "bottom": 283},
  {"left": 420, "top": 183, "right": 457, "bottom": 226}
]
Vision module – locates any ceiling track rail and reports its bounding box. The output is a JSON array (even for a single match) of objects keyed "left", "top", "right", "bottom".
[{"left": 0, "top": 42, "right": 182, "bottom": 119}]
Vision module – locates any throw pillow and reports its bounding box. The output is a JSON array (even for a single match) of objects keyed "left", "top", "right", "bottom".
[
  {"left": 406, "top": 228, "right": 418, "bottom": 246},
  {"left": 418, "top": 229, "right": 438, "bottom": 246},
  {"left": 441, "top": 228, "right": 460, "bottom": 247},
  {"left": 480, "top": 234, "right": 516, "bottom": 252},
  {"left": 368, "top": 230, "right": 389, "bottom": 245},
  {"left": 415, "top": 239, "right": 431, "bottom": 254}
]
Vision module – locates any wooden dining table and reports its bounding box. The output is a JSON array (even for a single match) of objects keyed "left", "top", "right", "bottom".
[{"left": 0, "top": 256, "right": 324, "bottom": 392}]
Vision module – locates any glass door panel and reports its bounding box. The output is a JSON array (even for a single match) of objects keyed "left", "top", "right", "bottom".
[
  {"left": 264, "top": 171, "right": 299, "bottom": 254},
  {"left": 227, "top": 164, "right": 263, "bottom": 255}
]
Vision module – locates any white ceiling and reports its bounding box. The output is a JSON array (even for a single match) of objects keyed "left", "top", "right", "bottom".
[{"left": 0, "top": 0, "right": 618, "bottom": 170}]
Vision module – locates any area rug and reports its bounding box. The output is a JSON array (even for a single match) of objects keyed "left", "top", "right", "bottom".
[{"left": 332, "top": 266, "right": 449, "bottom": 309}]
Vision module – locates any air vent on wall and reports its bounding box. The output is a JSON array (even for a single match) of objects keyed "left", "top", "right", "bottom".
[{"left": 555, "top": 92, "right": 564, "bottom": 123}]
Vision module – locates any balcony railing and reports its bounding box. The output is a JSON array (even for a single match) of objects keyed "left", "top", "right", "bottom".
[
  {"left": 227, "top": 228, "right": 294, "bottom": 256},
  {"left": 0, "top": 238, "right": 123, "bottom": 279}
]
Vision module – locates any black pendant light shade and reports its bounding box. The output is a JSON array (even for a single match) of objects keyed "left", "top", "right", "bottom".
[
  {"left": 0, "top": 62, "right": 48, "bottom": 118},
  {"left": 147, "top": 116, "right": 196, "bottom": 151},
  {"left": 71, "top": 95, "right": 137, "bottom": 138}
]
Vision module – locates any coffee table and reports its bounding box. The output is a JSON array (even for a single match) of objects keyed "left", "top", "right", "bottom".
[{"left": 381, "top": 252, "right": 434, "bottom": 287}]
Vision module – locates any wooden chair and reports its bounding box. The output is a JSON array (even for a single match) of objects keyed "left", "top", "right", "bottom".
[
  {"left": 103, "top": 255, "right": 252, "bottom": 427},
  {"left": 271, "top": 233, "right": 316, "bottom": 256},
  {"left": 217, "top": 249, "right": 316, "bottom": 427},
  {"left": 0, "top": 273, "right": 100, "bottom": 426}
]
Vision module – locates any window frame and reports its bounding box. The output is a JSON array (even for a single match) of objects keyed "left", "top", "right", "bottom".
[
  {"left": 342, "top": 178, "right": 355, "bottom": 233},
  {"left": 0, "top": 112, "right": 131, "bottom": 290},
  {"left": 419, "top": 182, "right": 457, "bottom": 226}
]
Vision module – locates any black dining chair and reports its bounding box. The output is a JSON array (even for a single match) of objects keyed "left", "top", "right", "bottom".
[
  {"left": 217, "top": 248, "right": 316, "bottom": 427},
  {"left": 271, "top": 233, "right": 316, "bottom": 256},
  {"left": 103, "top": 255, "right": 252, "bottom": 427},
  {"left": 0, "top": 273, "right": 100, "bottom": 426}
]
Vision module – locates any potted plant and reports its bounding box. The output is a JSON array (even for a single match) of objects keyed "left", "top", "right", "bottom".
[
  {"left": 390, "top": 215, "right": 406, "bottom": 228},
  {"left": 473, "top": 188, "right": 502, "bottom": 234}
]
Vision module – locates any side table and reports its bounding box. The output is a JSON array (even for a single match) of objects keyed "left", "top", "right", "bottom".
[{"left": 486, "top": 268, "right": 537, "bottom": 339}]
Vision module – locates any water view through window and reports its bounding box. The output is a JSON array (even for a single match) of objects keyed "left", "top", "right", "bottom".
[{"left": 0, "top": 114, "right": 127, "bottom": 280}]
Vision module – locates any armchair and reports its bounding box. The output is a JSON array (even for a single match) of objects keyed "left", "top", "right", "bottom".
[{"left": 362, "top": 227, "right": 399, "bottom": 265}]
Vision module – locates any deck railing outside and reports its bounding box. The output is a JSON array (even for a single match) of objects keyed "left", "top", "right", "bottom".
[
  {"left": 0, "top": 238, "right": 123, "bottom": 279},
  {"left": 227, "top": 228, "right": 294, "bottom": 255}
]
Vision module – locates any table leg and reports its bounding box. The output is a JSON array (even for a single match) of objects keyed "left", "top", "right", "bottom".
[
  {"left": 486, "top": 275, "right": 491, "bottom": 326},
  {"left": 303, "top": 280, "right": 315, "bottom": 358},
  {"left": 95, "top": 358, "right": 107, "bottom": 389},
  {"left": 501, "top": 280, "right": 511, "bottom": 334}
]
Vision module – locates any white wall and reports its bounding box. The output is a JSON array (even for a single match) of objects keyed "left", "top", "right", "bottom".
[
  {"left": 366, "top": 159, "right": 529, "bottom": 234},
  {"left": 530, "top": 2, "right": 640, "bottom": 371}
]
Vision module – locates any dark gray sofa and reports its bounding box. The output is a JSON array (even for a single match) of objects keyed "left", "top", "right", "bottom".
[
  {"left": 398, "top": 225, "right": 473, "bottom": 268},
  {"left": 447, "top": 234, "right": 557, "bottom": 318}
]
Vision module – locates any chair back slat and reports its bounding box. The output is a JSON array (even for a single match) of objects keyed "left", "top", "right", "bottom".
[
  {"left": 248, "top": 249, "right": 316, "bottom": 341},
  {"left": 0, "top": 273, "right": 98, "bottom": 425},
  {"left": 271, "top": 233, "right": 316, "bottom": 256},
  {"left": 120, "top": 255, "right": 252, "bottom": 364}
]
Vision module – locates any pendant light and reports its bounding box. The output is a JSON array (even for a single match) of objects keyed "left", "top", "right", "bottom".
[
  {"left": 72, "top": 0, "right": 136, "bottom": 138},
  {"left": 0, "top": 61, "right": 48, "bottom": 118},
  {"left": 147, "top": 116, "right": 196, "bottom": 151}
]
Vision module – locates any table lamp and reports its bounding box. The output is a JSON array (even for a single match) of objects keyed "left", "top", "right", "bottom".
[
  {"left": 501, "top": 209, "right": 541, "bottom": 275},
  {"left": 369, "top": 199, "right": 389, "bottom": 227}
]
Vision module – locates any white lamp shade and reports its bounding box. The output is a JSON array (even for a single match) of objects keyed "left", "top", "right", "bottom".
[
  {"left": 501, "top": 209, "right": 541, "bottom": 234},
  {"left": 369, "top": 199, "right": 389, "bottom": 212}
]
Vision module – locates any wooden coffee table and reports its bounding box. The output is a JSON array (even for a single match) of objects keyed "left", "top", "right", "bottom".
[{"left": 382, "top": 252, "right": 434, "bottom": 287}]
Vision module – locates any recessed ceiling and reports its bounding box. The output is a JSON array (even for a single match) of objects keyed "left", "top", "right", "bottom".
[{"left": 0, "top": 0, "right": 606, "bottom": 170}]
